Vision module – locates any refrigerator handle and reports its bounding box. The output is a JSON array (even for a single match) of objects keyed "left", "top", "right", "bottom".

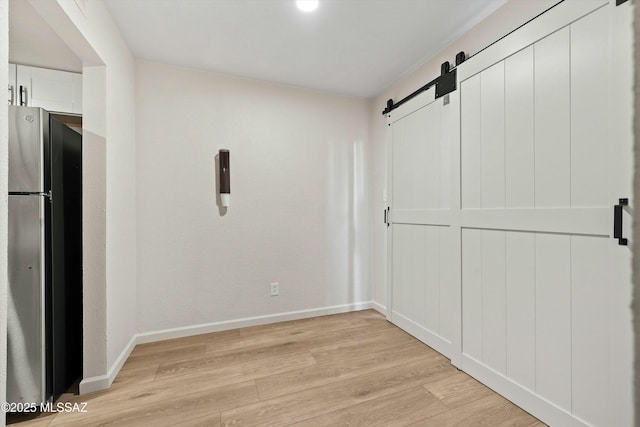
[
  {"left": 8, "top": 84, "right": 14, "bottom": 105},
  {"left": 19, "top": 85, "right": 27, "bottom": 106}
]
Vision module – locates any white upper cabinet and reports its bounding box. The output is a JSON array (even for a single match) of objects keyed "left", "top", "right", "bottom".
[
  {"left": 9, "top": 64, "right": 82, "bottom": 114},
  {"left": 8, "top": 63, "right": 16, "bottom": 106}
]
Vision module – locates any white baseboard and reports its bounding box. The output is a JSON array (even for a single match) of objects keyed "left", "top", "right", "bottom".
[
  {"left": 390, "top": 310, "right": 453, "bottom": 360},
  {"left": 460, "top": 354, "right": 587, "bottom": 427},
  {"left": 136, "top": 301, "right": 375, "bottom": 344},
  {"left": 78, "top": 302, "right": 375, "bottom": 394},
  {"left": 370, "top": 301, "right": 386, "bottom": 315},
  {"left": 78, "top": 334, "right": 136, "bottom": 395}
]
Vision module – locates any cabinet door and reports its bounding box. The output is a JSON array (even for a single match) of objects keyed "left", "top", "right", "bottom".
[
  {"left": 16, "top": 65, "right": 82, "bottom": 114},
  {"left": 8, "top": 63, "right": 16, "bottom": 105}
]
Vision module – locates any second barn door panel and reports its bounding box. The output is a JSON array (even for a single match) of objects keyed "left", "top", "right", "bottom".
[{"left": 387, "top": 87, "right": 459, "bottom": 361}]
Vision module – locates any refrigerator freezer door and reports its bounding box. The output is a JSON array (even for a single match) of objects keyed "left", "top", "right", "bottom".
[
  {"left": 49, "top": 116, "right": 83, "bottom": 399},
  {"left": 8, "top": 106, "right": 45, "bottom": 192},
  {"left": 7, "top": 195, "right": 46, "bottom": 404}
]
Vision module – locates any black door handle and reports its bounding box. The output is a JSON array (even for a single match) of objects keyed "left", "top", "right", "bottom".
[
  {"left": 19, "top": 85, "right": 26, "bottom": 106},
  {"left": 614, "top": 198, "right": 628, "bottom": 246}
]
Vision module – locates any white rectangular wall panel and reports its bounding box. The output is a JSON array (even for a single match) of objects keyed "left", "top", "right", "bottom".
[
  {"left": 461, "top": 228, "right": 482, "bottom": 361},
  {"left": 439, "top": 102, "right": 451, "bottom": 209},
  {"left": 570, "top": 7, "right": 608, "bottom": 208},
  {"left": 571, "top": 235, "right": 609, "bottom": 427},
  {"left": 424, "top": 226, "right": 440, "bottom": 333},
  {"left": 424, "top": 103, "right": 442, "bottom": 210},
  {"left": 438, "top": 226, "right": 455, "bottom": 343},
  {"left": 505, "top": 232, "right": 535, "bottom": 391},
  {"left": 392, "top": 118, "right": 423, "bottom": 210},
  {"left": 392, "top": 224, "right": 422, "bottom": 317},
  {"left": 480, "top": 230, "right": 506, "bottom": 374},
  {"left": 534, "top": 29, "right": 571, "bottom": 208},
  {"left": 535, "top": 233, "right": 571, "bottom": 411},
  {"left": 480, "top": 63, "right": 505, "bottom": 209},
  {"left": 461, "top": 76, "right": 481, "bottom": 209},
  {"left": 505, "top": 47, "right": 535, "bottom": 209}
]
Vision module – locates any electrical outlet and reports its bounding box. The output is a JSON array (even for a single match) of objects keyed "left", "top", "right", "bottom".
[{"left": 270, "top": 282, "right": 279, "bottom": 296}]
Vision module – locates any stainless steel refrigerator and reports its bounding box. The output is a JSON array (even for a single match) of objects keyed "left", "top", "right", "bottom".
[{"left": 7, "top": 105, "right": 83, "bottom": 405}]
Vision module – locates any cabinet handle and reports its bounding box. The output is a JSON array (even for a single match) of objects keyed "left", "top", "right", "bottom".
[
  {"left": 19, "top": 85, "right": 26, "bottom": 106},
  {"left": 8, "top": 85, "right": 13, "bottom": 105},
  {"left": 614, "top": 198, "right": 628, "bottom": 246}
]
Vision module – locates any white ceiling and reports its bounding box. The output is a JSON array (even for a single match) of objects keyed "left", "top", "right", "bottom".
[
  {"left": 104, "top": 0, "right": 508, "bottom": 98},
  {"left": 9, "top": 0, "right": 82, "bottom": 72}
]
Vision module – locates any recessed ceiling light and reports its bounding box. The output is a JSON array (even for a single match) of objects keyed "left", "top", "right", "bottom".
[{"left": 296, "top": 0, "right": 319, "bottom": 13}]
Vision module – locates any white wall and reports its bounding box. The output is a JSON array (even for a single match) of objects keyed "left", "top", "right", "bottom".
[
  {"left": 28, "top": 0, "right": 137, "bottom": 390},
  {"left": 135, "top": 60, "right": 371, "bottom": 334},
  {"left": 56, "top": 0, "right": 137, "bottom": 384},
  {"left": 1, "top": 3, "right": 9, "bottom": 425},
  {"left": 369, "top": 0, "right": 559, "bottom": 309},
  {"left": 81, "top": 66, "right": 107, "bottom": 382},
  {"left": 633, "top": 1, "right": 640, "bottom": 422}
]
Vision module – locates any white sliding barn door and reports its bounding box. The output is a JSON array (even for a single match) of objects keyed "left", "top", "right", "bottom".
[
  {"left": 457, "top": 1, "right": 633, "bottom": 426},
  {"left": 386, "top": 87, "right": 460, "bottom": 362},
  {"left": 385, "top": 1, "right": 632, "bottom": 425}
]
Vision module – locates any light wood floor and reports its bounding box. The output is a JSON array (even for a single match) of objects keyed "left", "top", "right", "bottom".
[{"left": 9, "top": 310, "right": 544, "bottom": 426}]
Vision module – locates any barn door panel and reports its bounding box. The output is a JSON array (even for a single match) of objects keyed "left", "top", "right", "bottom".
[
  {"left": 458, "top": 3, "right": 632, "bottom": 426},
  {"left": 387, "top": 89, "right": 458, "bottom": 360}
]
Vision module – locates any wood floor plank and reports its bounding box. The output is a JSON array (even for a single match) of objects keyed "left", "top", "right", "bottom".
[
  {"left": 347, "top": 319, "right": 401, "bottom": 339},
  {"left": 289, "top": 386, "right": 449, "bottom": 427},
  {"left": 111, "top": 364, "right": 159, "bottom": 388},
  {"left": 154, "top": 351, "right": 317, "bottom": 385},
  {"left": 151, "top": 327, "right": 353, "bottom": 380},
  {"left": 156, "top": 344, "right": 321, "bottom": 378},
  {"left": 178, "top": 412, "right": 222, "bottom": 427},
  {"left": 8, "top": 310, "right": 542, "bottom": 427},
  {"left": 49, "top": 381, "right": 257, "bottom": 426},
  {"left": 123, "top": 343, "right": 206, "bottom": 370},
  {"left": 422, "top": 371, "right": 494, "bottom": 409},
  {"left": 408, "top": 394, "right": 542, "bottom": 427},
  {"left": 256, "top": 341, "right": 435, "bottom": 400},
  {"left": 345, "top": 311, "right": 400, "bottom": 335},
  {"left": 206, "top": 324, "right": 357, "bottom": 356},
  {"left": 205, "top": 324, "right": 360, "bottom": 356},
  {"left": 221, "top": 357, "right": 457, "bottom": 426},
  {"left": 309, "top": 327, "right": 428, "bottom": 362},
  {"left": 61, "top": 352, "right": 315, "bottom": 410},
  {"left": 235, "top": 312, "right": 373, "bottom": 338},
  {"left": 134, "top": 328, "right": 241, "bottom": 354},
  {"left": 6, "top": 414, "right": 54, "bottom": 427}
]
